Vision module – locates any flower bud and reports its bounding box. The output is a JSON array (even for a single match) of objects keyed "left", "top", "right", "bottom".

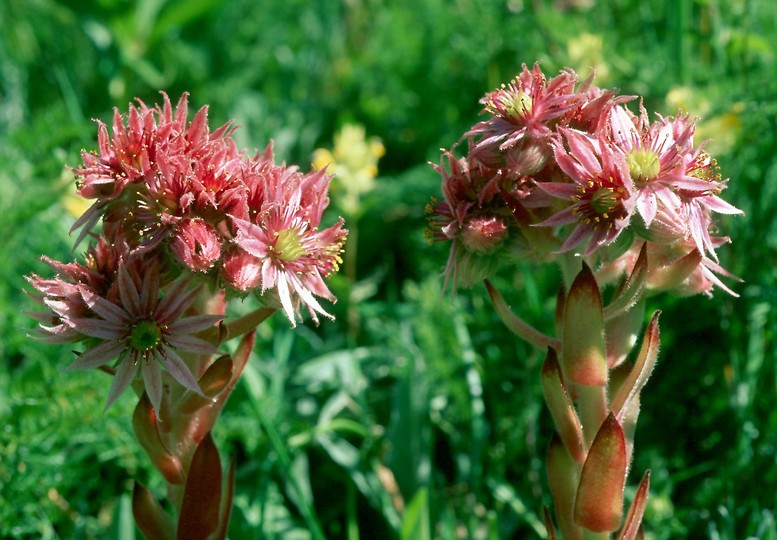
[
  {"left": 171, "top": 218, "right": 222, "bottom": 272},
  {"left": 221, "top": 248, "right": 262, "bottom": 291},
  {"left": 460, "top": 216, "right": 508, "bottom": 253}
]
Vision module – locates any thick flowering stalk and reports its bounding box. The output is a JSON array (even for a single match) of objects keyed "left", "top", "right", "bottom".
[
  {"left": 427, "top": 63, "right": 741, "bottom": 537},
  {"left": 26, "top": 93, "right": 346, "bottom": 537}
]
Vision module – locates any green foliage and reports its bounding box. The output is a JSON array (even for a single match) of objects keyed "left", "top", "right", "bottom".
[{"left": 2, "top": 0, "right": 776, "bottom": 538}]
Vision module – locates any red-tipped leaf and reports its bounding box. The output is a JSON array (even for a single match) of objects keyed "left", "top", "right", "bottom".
[
  {"left": 541, "top": 348, "right": 585, "bottom": 462},
  {"left": 132, "top": 482, "right": 175, "bottom": 540},
  {"left": 178, "top": 432, "right": 223, "bottom": 540},
  {"left": 175, "top": 355, "right": 234, "bottom": 414},
  {"left": 563, "top": 263, "right": 607, "bottom": 386},
  {"left": 574, "top": 413, "right": 628, "bottom": 532},
  {"left": 617, "top": 470, "right": 651, "bottom": 540},
  {"left": 132, "top": 394, "right": 185, "bottom": 485}
]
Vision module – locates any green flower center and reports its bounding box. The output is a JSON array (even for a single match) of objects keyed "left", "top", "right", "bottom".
[
  {"left": 129, "top": 320, "right": 163, "bottom": 351},
  {"left": 507, "top": 90, "right": 533, "bottom": 117},
  {"left": 590, "top": 187, "right": 619, "bottom": 216},
  {"left": 275, "top": 228, "right": 307, "bottom": 262},
  {"left": 627, "top": 149, "right": 661, "bottom": 183}
]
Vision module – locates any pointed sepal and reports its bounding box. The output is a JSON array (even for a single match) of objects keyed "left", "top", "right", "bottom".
[
  {"left": 541, "top": 348, "right": 585, "bottom": 462},
  {"left": 616, "top": 470, "right": 650, "bottom": 540},
  {"left": 574, "top": 412, "right": 627, "bottom": 532},
  {"left": 563, "top": 262, "right": 607, "bottom": 386},
  {"left": 132, "top": 481, "right": 175, "bottom": 540}
]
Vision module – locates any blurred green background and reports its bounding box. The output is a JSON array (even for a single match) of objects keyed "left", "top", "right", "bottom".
[{"left": 1, "top": 0, "right": 776, "bottom": 538}]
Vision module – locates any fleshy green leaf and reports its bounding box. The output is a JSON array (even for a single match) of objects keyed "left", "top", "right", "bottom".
[
  {"left": 604, "top": 242, "right": 647, "bottom": 321},
  {"left": 617, "top": 470, "right": 651, "bottom": 540},
  {"left": 574, "top": 413, "right": 627, "bottom": 532},
  {"left": 611, "top": 312, "right": 661, "bottom": 422},
  {"left": 178, "top": 432, "right": 223, "bottom": 540},
  {"left": 541, "top": 348, "right": 585, "bottom": 463},
  {"left": 547, "top": 435, "right": 584, "bottom": 540},
  {"left": 646, "top": 249, "right": 702, "bottom": 291},
  {"left": 485, "top": 280, "right": 561, "bottom": 351},
  {"left": 132, "top": 482, "right": 175, "bottom": 540},
  {"left": 132, "top": 394, "right": 185, "bottom": 485},
  {"left": 562, "top": 263, "right": 607, "bottom": 386}
]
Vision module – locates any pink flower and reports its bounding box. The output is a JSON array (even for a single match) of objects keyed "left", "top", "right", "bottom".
[
  {"left": 537, "top": 128, "right": 635, "bottom": 255},
  {"left": 71, "top": 93, "right": 239, "bottom": 250},
  {"left": 170, "top": 217, "right": 222, "bottom": 272},
  {"left": 63, "top": 264, "right": 221, "bottom": 412},
  {"left": 467, "top": 63, "right": 583, "bottom": 167},
  {"left": 230, "top": 166, "right": 346, "bottom": 325},
  {"left": 460, "top": 216, "right": 509, "bottom": 253},
  {"left": 221, "top": 248, "right": 263, "bottom": 291}
]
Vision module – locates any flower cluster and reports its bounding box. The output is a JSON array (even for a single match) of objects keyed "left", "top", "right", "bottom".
[
  {"left": 27, "top": 93, "right": 346, "bottom": 410},
  {"left": 426, "top": 63, "right": 741, "bottom": 295}
]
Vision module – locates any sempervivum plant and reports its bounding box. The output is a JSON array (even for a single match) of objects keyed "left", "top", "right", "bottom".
[
  {"left": 426, "top": 63, "right": 741, "bottom": 538},
  {"left": 26, "top": 93, "right": 346, "bottom": 538}
]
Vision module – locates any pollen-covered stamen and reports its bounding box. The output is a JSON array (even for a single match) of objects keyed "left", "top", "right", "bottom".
[
  {"left": 688, "top": 151, "right": 723, "bottom": 185},
  {"left": 129, "top": 319, "right": 164, "bottom": 352},
  {"left": 627, "top": 148, "right": 661, "bottom": 184},
  {"left": 488, "top": 84, "right": 534, "bottom": 120},
  {"left": 572, "top": 180, "right": 628, "bottom": 229},
  {"left": 274, "top": 228, "right": 307, "bottom": 262}
]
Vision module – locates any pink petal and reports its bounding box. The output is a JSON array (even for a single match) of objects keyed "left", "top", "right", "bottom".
[
  {"left": 66, "top": 340, "right": 127, "bottom": 370},
  {"left": 155, "top": 279, "right": 199, "bottom": 322},
  {"left": 276, "top": 274, "right": 298, "bottom": 326},
  {"left": 80, "top": 287, "right": 131, "bottom": 324},
  {"left": 635, "top": 191, "right": 658, "bottom": 227},
  {"left": 117, "top": 264, "right": 142, "bottom": 316},
  {"left": 167, "top": 314, "right": 223, "bottom": 334},
  {"left": 157, "top": 345, "right": 203, "bottom": 395},
  {"left": 67, "top": 317, "right": 126, "bottom": 339},
  {"left": 104, "top": 357, "right": 138, "bottom": 411},
  {"left": 166, "top": 334, "right": 221, "bottom": 356},
  {"left": 142, "top": 360, "right": 164, "bottom": 414}
]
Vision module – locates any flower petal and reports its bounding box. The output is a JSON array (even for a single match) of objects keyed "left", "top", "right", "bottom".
[
  {"left": 167, "top": 314, "right": 222, "bottom": 334},
  {"left": 166, "top": 334, "right": 222, "bottom": 356},
  {"left": 157, "top": 345, "right": 203, "bottom": 395},
  {"left": 142, "top": 359, "right": 164, "bottom": 414},
  {"left": 66, "top": 340, "right": 127, "bottom": 370},
  {"left": 67, "top": 317, "right": 127, "bottom": 339},
  {"left": 104, "top": 356, "right": 138, "bottom": 411},
  {"left": 80, "top": 287, "right": 131, "bottom": 324},
  {"left": 117, "top": 264, "right": 142, "bottom": 317}
]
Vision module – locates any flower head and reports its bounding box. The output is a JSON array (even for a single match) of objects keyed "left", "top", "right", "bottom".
[
  {"left": 230, "top": 165, "right": 346, "bottom": 325},
  {"left": 468, "top": 63, "right": 584, "bottom": 167},
  {"left": 36, "top": 262, "right": 222, "bottom": 412},
  {"left": 537, "top": 128, "right": 634, "bottom": 255}
]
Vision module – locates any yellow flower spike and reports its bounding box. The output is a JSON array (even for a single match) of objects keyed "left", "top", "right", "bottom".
[{"left": 312, "top": 123, "right": 384, "bottom": 217}]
